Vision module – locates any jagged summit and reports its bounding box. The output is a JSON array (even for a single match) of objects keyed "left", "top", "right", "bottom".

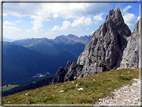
[
  {"left": 92, "top": 8, "right": 130, "bottom": 39},
  {"left": 105, "top": 8, "right": 124, "bottom": 25}
]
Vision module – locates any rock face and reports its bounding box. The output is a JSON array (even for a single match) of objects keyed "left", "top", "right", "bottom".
[
  {"left": 52, "top": 61, "right": 83, "bottom": 83},
  {"left": 76, "top": 8, "right": 131, "bottom": 78},
  {"left": 118, "top": 19, "right": 141, "bottom": 68},
  {"left": 52, "top": 8, "right": 140, "bottom": 83},
  {"left": 52, "top": 61, "right": 73, "bottom": 84}
]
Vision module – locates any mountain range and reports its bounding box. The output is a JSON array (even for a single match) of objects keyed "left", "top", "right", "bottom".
[
  {"left": 3, "top": 34, "right": 91, "bottom": 85},
  {"left": 13, "top": 34, "right": 91, "bottom": 56}
]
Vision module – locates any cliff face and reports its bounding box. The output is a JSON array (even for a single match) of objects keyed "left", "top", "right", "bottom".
[
  {"left": 118, "top": 18, "right": 141, "bottom": 69},
  {"left": 52, "top": 8, "right": 140, "bottom": 84}
]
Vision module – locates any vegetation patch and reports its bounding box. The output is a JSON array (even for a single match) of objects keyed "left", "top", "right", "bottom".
[
  {"left": 2, "top": 85, "right": 19, "bottom": 92},
  {"left": 3, "top": 68, "right": 139, "bottom": 104}
]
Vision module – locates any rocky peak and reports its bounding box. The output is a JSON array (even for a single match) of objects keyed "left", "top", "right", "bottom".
[
  {"left": 93, "top": 8, "right": 130, "bottom": 39},
  {"left": 105, "top": 8, "right": 124, "bottom": 26},
  {"left": 131, "top": 18, "right": 141, "bottom": 40},
  {"left": 77, "top": 8, "right": 131, "bottom": 77}
]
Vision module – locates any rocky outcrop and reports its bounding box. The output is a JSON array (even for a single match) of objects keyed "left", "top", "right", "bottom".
[
  {"left": 52, "top": 8, "right": 140, "bottom": 84},
  {"left": 52, "top": 61, "right": 84, "bottom": 83},
  {"left": 52, "top": 61, "right": 73, "bottom": 84},
  {"left": 64, "top": 62, "right": 83, "bottom": 81},
  {"left": 118, "top": 18, "right": 141, "bottom": 68}
]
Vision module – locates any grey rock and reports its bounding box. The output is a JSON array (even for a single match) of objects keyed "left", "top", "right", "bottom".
[
  {"left": 118, "top": 18, "right": 141, "bottom": 68},
  {"left": 52, "top": 67, "right": 65, "bottom": 84},
  {"left": 64, "top": 62, "right": 83, "bottom": 81},
  {"left": 52, "top": 61, "right": 73, "bottom": 84}
]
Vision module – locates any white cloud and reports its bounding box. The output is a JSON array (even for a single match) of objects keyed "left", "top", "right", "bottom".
[
  {"left": 61, "top": 20, "right": 72, "bottom": 30},
  {"left": 123, "top": 5, "right": 131, "bottom": 14},
  {"left": 52, "top": 25, "right": 60, "bottom": 31},
  {"left": 122, "top": 5, "right": 137, "bottom": 28},
  {"left": 4, "top": 21, "right": 11, "bottom": 25},
  {"left": 53, "top": 14, "right": 58, "bottom": 18},
  {"left": 137, "top": 16, "right": 140, "bottom": 21},
  {"left": 3, "top": 13, "right": 7, "bottom": 16},
  {"left": 26, "top": 29, "right": 31, "bottom": 32},
  {"left": 4, "top": 21, "right": 15, "bottom": 25},
  {"left": 72, "top": 17, "right": 93, "bottom": 27},
  {"left": 51, "top": 17, "right": 93, "bottom": 31},
  {"left": 123, "top": 13, "right": 136, "bottom": 27},
  {"left": 31, "top": 16, "right": 43, "bottom": 32},
  {"left": 94, "top": 13, "right": 103, "bottom": 24},
  {"left": 15, "top": 20, "right": 23, "bottom": 23},
  {"left": 3, "top": 3, "right": 111, "bottom": 32},
  {"left": 4, "top": 26, "right": 21, "bottom": 31}
]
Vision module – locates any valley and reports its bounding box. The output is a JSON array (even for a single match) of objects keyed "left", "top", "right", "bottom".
[{"left": 3, "top": 34, "right": 91, "bottom": 86}]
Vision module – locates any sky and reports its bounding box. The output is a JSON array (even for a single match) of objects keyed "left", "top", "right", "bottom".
[{"left": 3, "top": 2, "right": 140, "bottom": 40}]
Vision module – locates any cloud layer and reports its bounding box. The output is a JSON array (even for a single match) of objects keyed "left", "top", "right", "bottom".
[
  {"left": 4, "top": 3, "right": 110, "bottom": 32},
  {"left": 3, "top": 20, "right": 25, "bottom": 32},
  {"left": 50, "top": 16, "right": 94, "bottom": 32}
]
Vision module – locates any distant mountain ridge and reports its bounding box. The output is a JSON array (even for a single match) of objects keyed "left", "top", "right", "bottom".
[
  {"left": 54, "top": 34, "right": 91, "bottom": 44},
  {"left": 3, "top": 34, "right": 91, "bottom": 86},
  {"left": 13, "top": 34, "right": 91, "bottom": 56},
  {"left": 13, "top": 34, "right": 91, "bottom": 45}
]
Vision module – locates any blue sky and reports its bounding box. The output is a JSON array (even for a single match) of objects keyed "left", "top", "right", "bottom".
[{"left": 3, "top": 2, "right": 140, "bottom": 40}]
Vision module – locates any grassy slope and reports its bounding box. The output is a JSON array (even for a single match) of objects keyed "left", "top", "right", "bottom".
[
  {"left": 3, "top": 68, "right": 139, "bottom": 104},
  {"left": 3, "top": 85, "right": 19, "bottom": 92}
]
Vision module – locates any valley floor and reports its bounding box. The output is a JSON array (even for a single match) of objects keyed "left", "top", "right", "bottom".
[{"left": 95, "top": 78, "right": 141, "bottom": 106}]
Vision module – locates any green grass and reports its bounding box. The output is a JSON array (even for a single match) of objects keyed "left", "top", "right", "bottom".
[
  {"left": 3, "top": 68, "right": 139, "bottom": 104},
  {"left": 2, "top": 85, "right": 19, "bottom": 92}
]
